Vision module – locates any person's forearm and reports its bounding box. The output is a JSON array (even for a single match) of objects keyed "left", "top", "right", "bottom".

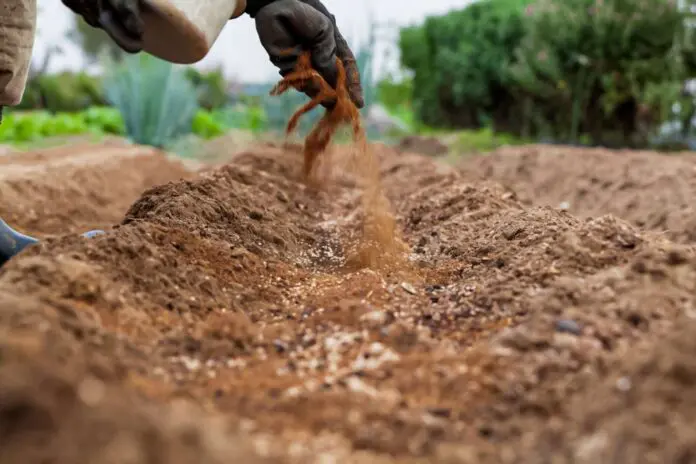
[{"left": 0, "top": 0, "right": 37, "bottom": 107}]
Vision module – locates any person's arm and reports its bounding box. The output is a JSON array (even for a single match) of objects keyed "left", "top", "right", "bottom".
[{"left": 0, "top": 0, "right": 37, "bottom": 122}]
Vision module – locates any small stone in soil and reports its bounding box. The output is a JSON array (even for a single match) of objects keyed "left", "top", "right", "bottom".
[
  {"left": 401, "top": 282, "right": 417, "bottom": 295},
  {"left": 556, "top": 319, "right": 582, "bottom": 335}
]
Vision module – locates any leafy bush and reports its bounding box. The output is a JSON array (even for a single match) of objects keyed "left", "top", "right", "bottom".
[
  {"left": 103, "top": 54, "right": 199, "bottom": 148},
  {"left": 215, "top": 105, "right": 267, "bottom": 133},
  {"left": 509, "top": 0, "right": 696, "bottom": 146},
  {"left": 399, "top": 0, "right": 696, "bottom": 147},
  {"left": 377, "top": 75, "right": 412, "bottom": 114},
  {"left": 0, "top": 107, "right": 124, "bottom": 143},
  {"left": 0, "top": 105, "right": 262, "bottom": 144},
  {"left": 185, "top": 67, "right": 230, "bottom": 110},
  {"left": 17, "top": 72, "right": 106, "bottom": 112},
  {"left": 191, "top": 110, "right": 227, "bottom": 139},
  {"left": 80, "top": 106, "right": 125, "bottom": 135},
  {"left": 400, "top": 0, "right": 530, "bottom": 128}
]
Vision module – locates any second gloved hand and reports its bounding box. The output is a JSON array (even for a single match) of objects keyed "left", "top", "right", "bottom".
[
  {"left": 62, "top": 0, "right": 144, "bottom": 53},
  {"left": 253, "top": 0, "right": 365, "bottom": 109}
]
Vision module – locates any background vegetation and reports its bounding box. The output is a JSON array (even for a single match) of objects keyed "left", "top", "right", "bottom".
[{"left": 4, "top": 0, "right": 696, "bottom": 153}]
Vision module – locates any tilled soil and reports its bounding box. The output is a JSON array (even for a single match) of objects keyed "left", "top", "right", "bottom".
[
  {"left": 459, "top": 144, "right": 696, "bottom": 244},
  {"left": 1, "top": 141, "right": 695, "bottom": 463},
  {"left": 0, "top": 140, "right": 194, "bottom": 236}
]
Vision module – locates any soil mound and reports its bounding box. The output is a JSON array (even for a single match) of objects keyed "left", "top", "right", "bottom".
[
  {"left": 0, "top": 143, "right": 193, "bottom": 236},
  {"left": 459, "top": 144, "right": 696, "bottom": 244}
]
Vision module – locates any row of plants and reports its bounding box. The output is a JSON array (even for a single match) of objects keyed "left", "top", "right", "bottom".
[
  {"left": 0, "top": 105, "right": 264, "bottom": 143},
  {"left": 399, "top": 0, "right": 696, "bottom": 148}
]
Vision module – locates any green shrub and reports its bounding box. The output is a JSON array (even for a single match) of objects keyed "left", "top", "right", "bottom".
[
  {"left": 509, "top": 0, "right": 696, "bottom": 146},
  {"left": 16, "top": 72, "right": 106, "bottom": 112},
  {"left": 191, "top": 109, "right": 227, "bottom": 139},
  {"left": 80, "top": 106, "right": 125, "bottom": 135},
  {"left": 0, "top": 105, "right": 262, "bottom": 145},
  {"left": 185, "top": 67, "right": 230, "bottom": 110},
  {"left": 103, "top": 54, "right": 199, "bottom": 148},
  {"left": 399, "top": 0, "right": 696, "bottom": 147},
  {"left": 400, "top": 0, "right": 530, "bottom": 128},
  {"left": 0, "top": 110, "right": 98, "bottom": 142},
  {"left": 377, "top": 75, "right": 412, "bottom": 113}
]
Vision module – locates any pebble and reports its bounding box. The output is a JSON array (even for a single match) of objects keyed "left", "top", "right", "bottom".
[
  {"left": 616, "top": 376, "right": 632, "bottom": 392},
  {"left": 273, "top": 340, "right": 288, "bottom": 353},
  {"left": 401, "top": 282, "right": 417, "bottom": 295},
  {"left": 78, "top": 376, "right": 106, "bottom": 406},
  {"left": 360, "top": 310, "right": 391, "bottom": 327},
  {"left": 555, "top": 319, "right": 582, "bottom": 335}
]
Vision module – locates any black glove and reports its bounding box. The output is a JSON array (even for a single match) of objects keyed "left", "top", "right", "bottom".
[
  {"left": 251, "top": 0, "right": 364, "bottom": 108},
  {"left": 62, "top": 0, "right": 144, "bottom": 54}
]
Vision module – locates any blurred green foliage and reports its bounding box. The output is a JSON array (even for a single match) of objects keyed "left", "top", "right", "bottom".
[
  {"left": 0, "top": 107, "right": 123, "bottom": 143},
  {"left": 0, "top": 106, "right": 262, "bottom": 144},
  {"left": 17, "top": 72, "right": 106, "bottom": 112},
  {"left": 185, "top": 67, "right": 230, "bottom": 110},
  {"left": 17, "top": 67, "right": 232, "bottom": 114},
  {"left": 103, "top": 54, "right": 199, "bottom": 148},
  {"left": 67, "top": 16, "right": 126, "bottom": 64},
  {"left": 399, "top": 0, "right": 696, "bottom": 147},
  {"left": 400, "top": 0, "right": 529, "bottom": 128},
  {"left": 510, "top": 0, "right": 696, "bottom": 146}
]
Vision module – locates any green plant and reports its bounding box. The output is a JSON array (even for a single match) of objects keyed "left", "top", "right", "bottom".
[
  {"left": 185, "top": 67, "right": 230, "bottom": 110},
  {"left": 400, "top": 0, "right": 530, "bottom": 128},
  {"left": 377, "top": 75, "right": 412, "bottom": 113},
  {"left": 0, "top": 110, "right": 104, "bottom": 142},
  {"left": 16, "top": 72, "right": 106, "bottom": 112},
  {"left": 103, "top": 54, "right": 199, "bottom": 148},
  {"left": 191, "top": 109, "right": 227, "bottom": 139},
  {"left": 509, "top": 0, "right": 695, "bottom": 146},
  {"left": 80, "top": 106, "right": 125, "bottom": 135}
]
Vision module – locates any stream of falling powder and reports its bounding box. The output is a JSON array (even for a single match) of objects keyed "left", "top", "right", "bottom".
[{"left": 270, "top": 52, "right": 410, "bottom": 271}]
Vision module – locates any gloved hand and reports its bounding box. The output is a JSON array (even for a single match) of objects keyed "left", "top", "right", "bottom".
[
  {"left": 62, "top": 0, "right": 144, "bottom": 54},
  {"left": 252, "top": 0, "right": 365, "bottom": 109}
]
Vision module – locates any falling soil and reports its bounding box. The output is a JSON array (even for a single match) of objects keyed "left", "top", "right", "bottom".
[{"left": 271, "top": 52, "right": 408, "bottom": 271}]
